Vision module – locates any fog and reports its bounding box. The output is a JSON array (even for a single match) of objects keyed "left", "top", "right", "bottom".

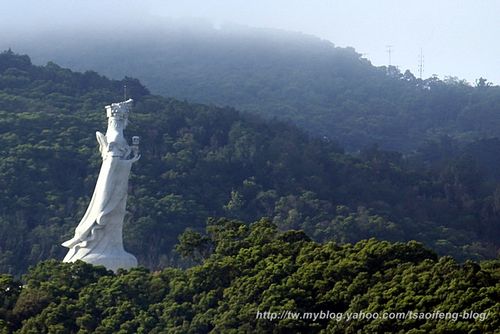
[{"left": 1, "top": 0, "right": 499, "bottom": 84}]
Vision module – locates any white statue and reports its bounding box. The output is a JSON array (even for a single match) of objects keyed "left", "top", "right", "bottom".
[{"left": 62, "top": 99, "right": 140, "bottom": 272}]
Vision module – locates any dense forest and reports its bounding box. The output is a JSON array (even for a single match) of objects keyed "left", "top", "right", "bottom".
[
  {"left": 0, "top": 50, "right": 499, "bottom": 278},
  {"left": 1, "top": 219, "right": 499, "bottom": 333},
  {"left": 5, "top": 22, "right": 500, "bottom": 151}
]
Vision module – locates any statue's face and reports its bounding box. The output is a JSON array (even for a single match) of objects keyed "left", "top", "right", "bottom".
[{"left": 108, "top": 116, "right": 128, "bottom": 130}]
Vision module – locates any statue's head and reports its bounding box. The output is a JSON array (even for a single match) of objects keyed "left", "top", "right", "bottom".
[{"left": 105, "top": 99, "right": 133, "bottom": 129}]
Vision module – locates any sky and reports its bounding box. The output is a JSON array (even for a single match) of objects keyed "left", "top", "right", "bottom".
[{"left": 1, "top": 0, "right": 499, "bottom": 84}]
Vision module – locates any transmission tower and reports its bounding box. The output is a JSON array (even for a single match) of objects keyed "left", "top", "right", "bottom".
[
  {"left": 418, "top": 48, "right": 424, "bottom": 79},
  {"left": 386, "top": 45, "right": 393, "bottom": 66}
]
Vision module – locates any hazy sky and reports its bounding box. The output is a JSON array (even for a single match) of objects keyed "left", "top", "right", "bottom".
[{"left": 2, "top": 0, "right": 499, "bottom": 84}]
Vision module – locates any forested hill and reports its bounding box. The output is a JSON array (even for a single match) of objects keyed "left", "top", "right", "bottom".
[
  {"left": 0, "top": 51, "right": 499, "bottom": 277},
  {"left": 1, "top": 221, "right": 499, "bottom": 333},
  {"left": 5, "top": 22, "right": 500, "bottom": 151}
]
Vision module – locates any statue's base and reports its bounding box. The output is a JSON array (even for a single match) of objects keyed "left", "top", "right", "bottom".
[{"left": 64, "top": 248, "right": 137, "bottom": 273}]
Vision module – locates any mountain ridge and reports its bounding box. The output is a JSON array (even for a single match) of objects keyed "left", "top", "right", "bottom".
[{"left": 3, "top": 23, "right": 500, "bottom": 151}]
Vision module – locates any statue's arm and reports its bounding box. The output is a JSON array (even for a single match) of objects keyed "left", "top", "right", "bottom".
[
  {"left": 130, "top": 154, "right": 141, "bottom": 163},
  {"left": 96, "top": 131, "right": 108, "bottom": 158}
]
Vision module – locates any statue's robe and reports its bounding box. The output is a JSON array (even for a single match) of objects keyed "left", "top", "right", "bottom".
[
  {"left": 62, "top": 155, "right": 134, "bottom": 262},
  {"left": 62, "top": 157, "right": 132, "bottom": 262}
]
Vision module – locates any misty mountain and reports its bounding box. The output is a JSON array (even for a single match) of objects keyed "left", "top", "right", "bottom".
[
  {"left": 1, "top": 51, "right": 499, "bottom": 276},
  {"left": 3, "top": 21, "right": 500, "bottom": 151}
]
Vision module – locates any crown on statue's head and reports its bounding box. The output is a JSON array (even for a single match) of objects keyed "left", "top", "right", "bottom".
[{"left": 105, "top": 99, "right": 133, "bottom": 119}]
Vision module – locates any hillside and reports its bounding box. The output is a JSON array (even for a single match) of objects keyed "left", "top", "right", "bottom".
[
  {"left": 1, "top": 220, "right": 499, "bottom": 333},
  {"left": 5, "top": 22, "right": 500, "bottom": 151},
  {"left": 0, "top": 51, "right": 499, "bottom": 276}
]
